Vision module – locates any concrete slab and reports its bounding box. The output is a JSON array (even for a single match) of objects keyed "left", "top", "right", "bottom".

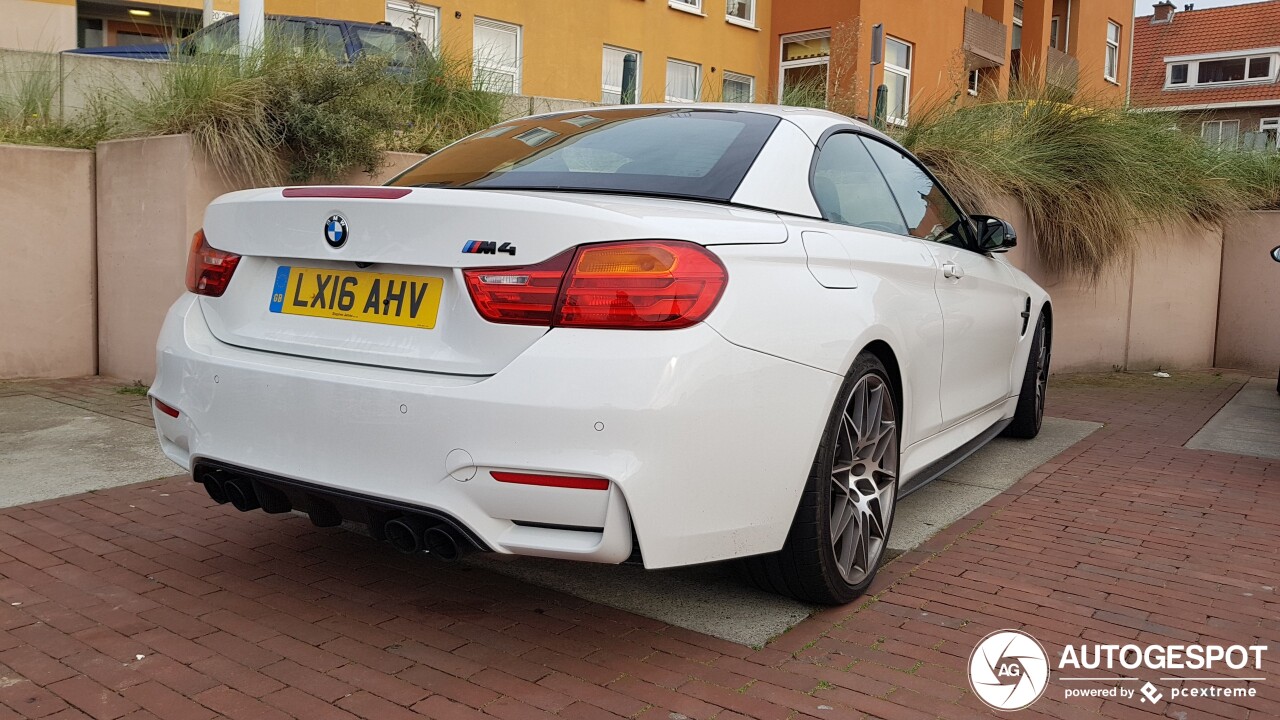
[
  {"left": 0, "top": 394, "right": 178, "bottom": 507},
  {"left": 469, "top": 415, "right": 1100, "bottom": 646},
  {"left": 1186, "top": 378, "right": 1280, "bottom": 460}
]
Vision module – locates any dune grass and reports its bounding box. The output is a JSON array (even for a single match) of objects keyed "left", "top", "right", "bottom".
[
  {"left": 889, "top": 85, "right": 1280, "bottom": 278},
  {"left": 126, "top": 41, "right": 502, "bottom": 185},
  {"left": 0, "top": 54, "right": 118, "bottom": 149},
  {"left": 0, "top": 38, "right": 501, "bottom": 184}
]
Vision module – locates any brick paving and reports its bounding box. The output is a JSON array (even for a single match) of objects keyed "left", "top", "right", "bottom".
[{"left": 0, "top": 371, "right": 1276, "bottom": 719}]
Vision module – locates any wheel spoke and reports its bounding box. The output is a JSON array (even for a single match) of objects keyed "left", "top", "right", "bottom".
[{"left": 827, "top": 373, "right": 900, "bottom": 586}]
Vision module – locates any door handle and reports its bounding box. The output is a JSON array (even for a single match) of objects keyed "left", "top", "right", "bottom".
[{"left": 942, "top": 261, "right": 965, "bottom": 279}]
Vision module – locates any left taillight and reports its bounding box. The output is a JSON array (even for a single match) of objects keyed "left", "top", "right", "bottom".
[{"left": 185, "top": 229, "right": 240, "bottom": 297}]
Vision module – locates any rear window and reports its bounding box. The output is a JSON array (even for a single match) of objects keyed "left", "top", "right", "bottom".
[{"left": 388, "top": 109, "right": 781, "bottom": 202}]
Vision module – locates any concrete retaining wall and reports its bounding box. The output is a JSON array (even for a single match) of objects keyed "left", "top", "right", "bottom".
[
  {"left": 997, "top": 198, "right": 1224, "bottom": 373},
  {"left": 1216, "top": 212, "right": 1280, "bottom": 376},
  {"left": 94, "top": 135, "right": 426, "bottom": 382},
  {"left": 0, "top": 143, "right": 96, "bottom": 379}
]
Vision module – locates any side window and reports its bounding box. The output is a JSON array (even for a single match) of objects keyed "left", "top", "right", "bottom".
[
  {"left": 861, "top": 137, "right": 970, "bottom": 248},
  {"left": 811, "top": 133, "right": 908, "bottom": 235},
  {"left": 280, "top": 21, "right": 348, "bottom": 60}
]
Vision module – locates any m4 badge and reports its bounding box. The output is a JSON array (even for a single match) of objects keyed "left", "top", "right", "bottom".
[{"left": 462, "top": 240, "right": 516, "bottom": 256}]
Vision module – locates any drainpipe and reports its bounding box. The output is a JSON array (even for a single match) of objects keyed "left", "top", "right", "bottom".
[{"left": 203, "top": 0, "right": 216, "bottom": 27}]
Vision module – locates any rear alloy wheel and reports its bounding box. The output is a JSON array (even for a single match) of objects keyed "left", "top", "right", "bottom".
[
  {"left": 1003, "top": 313, "right": 1050, "bottom": 439},
  {"left": 742, "top": 354, "right": 900, "bottom": 604}
]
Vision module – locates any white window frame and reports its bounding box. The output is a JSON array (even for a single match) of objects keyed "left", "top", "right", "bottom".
[
  {"left": 884, "top": 36, "right": 912, "bottom": 126},
  {"left": 1201, "top": 119, "right": 1240, "bottom": 148},
  {"left": 1104, "top": 21, "right": 1121, "bottom": 83},
  {"left": 602, "top": 45, "right": 642, "bottom": 104},
  {"left": 725, "top": 0, "right": 755, "bottom": 28},
  {"left": 665, "top": 58, "right": 701, "bottom": 102},
  {"left": 967, "top": 69, "right": 980, "bottom": 96},
  {"left": 722, "top": 70, "right": 754, "bottom": 102},
  {"left": 669, "top": 0, "right": 703, "bottom": 15},
  {"left": 1164, "top": 51, "right": 1280, "bottom": 89},
  {"left": 386, "top": 1, "right": 439, "bottom": 51},
  {"left": 472, "top": 17, "right": 521, "bottom": 94},
  {"left": 779, "top": 29, "right": 831, "bottom": 103}
]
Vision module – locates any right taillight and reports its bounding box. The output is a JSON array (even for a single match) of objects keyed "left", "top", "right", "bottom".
[
  {"left": 185, "top": 229, "right": 241, "bottom": 297},
  {"left": 463, "top": 240, "right": 727, "bottom": 330}
]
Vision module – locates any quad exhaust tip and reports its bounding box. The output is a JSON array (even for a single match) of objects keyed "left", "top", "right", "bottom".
[
  {"left": 383, "top": 517, "right": 465, "bottom": 561},
  {"left": 193, "top": 465, "right": 481, "bottom": 558}
]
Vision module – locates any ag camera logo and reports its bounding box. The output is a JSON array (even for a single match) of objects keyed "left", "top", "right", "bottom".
[{"left": 969, "top": 629, "right": 1050, "bottom": 711}]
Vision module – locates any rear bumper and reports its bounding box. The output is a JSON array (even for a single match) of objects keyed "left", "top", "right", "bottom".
[{"left": 151, "top": 295, "right": 840, "bottom": 568}]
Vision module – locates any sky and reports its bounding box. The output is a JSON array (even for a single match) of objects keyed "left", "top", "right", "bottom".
[{"left": 1132, "top": 0, "right": 1266, "bottom": 16}]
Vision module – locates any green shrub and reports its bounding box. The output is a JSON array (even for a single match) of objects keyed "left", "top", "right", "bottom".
[{"left": 891, "top": 86, "right": 1280, "bottom": 278}]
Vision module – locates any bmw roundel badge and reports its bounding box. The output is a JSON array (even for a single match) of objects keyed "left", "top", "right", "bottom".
[{"left": 324, "top": 214, "right": 348, "bottom": 248}]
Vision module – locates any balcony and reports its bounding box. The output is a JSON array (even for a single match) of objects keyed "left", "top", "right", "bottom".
[
  {"left": 1046, "top": 47, "right": 1080, "bottom": 91},
  {"left": 963, "top": 8, "right": 1007, "bottom": 68}
]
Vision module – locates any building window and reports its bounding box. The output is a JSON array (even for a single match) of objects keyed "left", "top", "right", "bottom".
[
  {"left": 386, "top": 2, "right": 438, "bottom": 50},
  {"left": 666, "top": 59, "right": 701, "bottom": 102},
  {"left": 473, "top": 18, "right": 521, "bottom": 94},
  {"left": 1165, "top": 54, "right": 1277, "bottom": 88},
  {"left": 602, "top": 46, "right": 642, "bottom": 104},
  {"left": 1261, "top": 118, "right": 1279, "bottom": 150},
  {"left": 726, "top": 0, "right": 755, "bottom": 26},
  {"left": 77, "top": 17, "right": 104, "bottom": 48},
  {"left": 779, "top": 30, "right": 831, "bottom": 107},
  {"left": 1105, "top": 21, "right": 1121, "bottom": 83},
  {"left": 1012, "top": 0, "right": 1024, "bottom": 51},
  {"left": 884, "top": 37, "right": 912, "bottom": 125},
  {"left": 1049, "top": 16, "right": 1060, "bottom": 49},
  {"left": 1202, "top": 120, "right": 1240, "bottom": 149},
  {"left": 669, "top": 0, "right": 702, "bottom": 13},
  {"left": 722, "top": 71, "right": 754, "bottom": 102}
]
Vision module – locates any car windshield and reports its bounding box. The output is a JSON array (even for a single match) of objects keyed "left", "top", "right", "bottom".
[{"left": 388, "top": 109, "right": 781, "bottom": 202}]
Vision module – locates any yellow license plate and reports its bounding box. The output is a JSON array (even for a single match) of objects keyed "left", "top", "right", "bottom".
[{"left": 268, "top": 266, "right": 443, "bottom": 329}]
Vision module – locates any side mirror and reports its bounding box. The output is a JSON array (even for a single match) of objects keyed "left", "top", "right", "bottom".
[
  {"left": 972, "top": 215, "right": 1017, "bottom": 253},
  {"left": 1272, "top": 245, "right": 1280, "bottom": 262}
]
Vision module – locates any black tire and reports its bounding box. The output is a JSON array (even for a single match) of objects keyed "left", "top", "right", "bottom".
[
  {"left": 1004, "top": 312, "right": 1050, "bottom": 439},
  {"left": 742, "top": 353, "right": 900, "bottom": 605}
]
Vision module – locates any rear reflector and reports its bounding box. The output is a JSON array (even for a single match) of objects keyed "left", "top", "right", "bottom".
[
  {"left": 463, "top": 240, "right": 727, "bottom": 330},
  {"left": 153, "top": 398, "right": 180, "bottom": 418},
  {"left": 490, "top": 471, "right": 610, "bottom": 491},
  {"left": 282, "top": 187, "right": 412, "bottom": 199},
  {"left": 185, "top": 229, "right": 241, "bottom": 298}
]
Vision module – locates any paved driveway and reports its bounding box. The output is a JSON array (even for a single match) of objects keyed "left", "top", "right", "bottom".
[{"left": 0, "top": 371, "right": 1274, "bottom": 719}]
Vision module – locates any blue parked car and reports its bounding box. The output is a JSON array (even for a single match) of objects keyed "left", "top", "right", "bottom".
[{"left": 67, "top": 14, "right": 426, "bottom": 67}]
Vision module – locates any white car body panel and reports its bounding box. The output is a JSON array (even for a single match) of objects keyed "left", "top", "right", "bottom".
[
  {"left": 152, "top": 295, "right": 839, "bottom": 567},
  {"left": 152, "top": 103, "right": 1050, "bottom": 570}
]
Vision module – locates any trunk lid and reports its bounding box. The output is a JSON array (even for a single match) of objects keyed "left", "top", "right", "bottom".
[{"left": 198, "top": 187, "right": 786, "bottom": 375}]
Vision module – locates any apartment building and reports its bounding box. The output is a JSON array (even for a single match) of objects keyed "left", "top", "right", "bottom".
[
  {"left": 2, "top": 0, "right": 1132, "bottom": 124},
  {"left": 772, "top": 0, "right": 1132, "bottom": 123},
  {"left": 1, "top": 0, "right": 772, "bottom": 105},
  {"left": 1130, "top": 1, "right": 1280, "bottom": 150}
]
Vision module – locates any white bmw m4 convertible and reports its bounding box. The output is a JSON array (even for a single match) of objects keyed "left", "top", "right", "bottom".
[{"left": 152, "top": 105, "right": 1051, "bottom": 604}]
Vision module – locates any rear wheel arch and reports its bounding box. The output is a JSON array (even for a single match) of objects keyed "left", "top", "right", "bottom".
[{"left": 861, "top": 339, "right": 903, "bottom": 426}]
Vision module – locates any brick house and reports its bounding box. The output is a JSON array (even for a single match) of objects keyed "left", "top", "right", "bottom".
[{"left": 1131, "top": 0, "right": 1280, "bottom": 150}]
